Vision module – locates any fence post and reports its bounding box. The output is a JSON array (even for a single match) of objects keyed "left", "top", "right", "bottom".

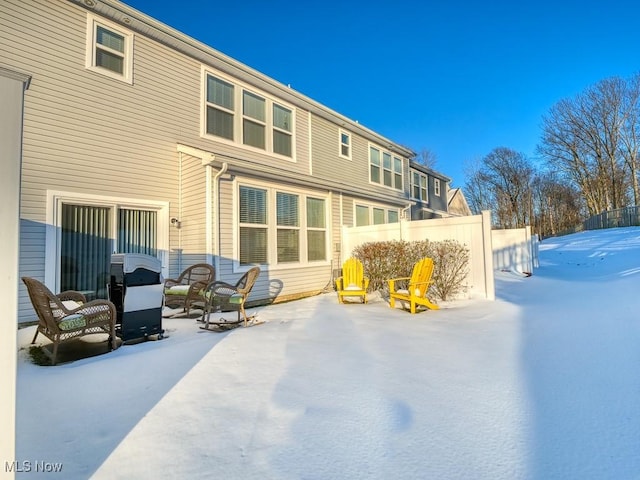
[{"left": 481, "top": 210, "right": 495, "bottom": 300}]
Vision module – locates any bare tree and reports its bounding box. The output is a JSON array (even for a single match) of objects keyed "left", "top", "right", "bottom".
[
  {"left": 413, "top": 148, "right": 438, "bottom": 170},
  {"left": 464, "top": 158, "right": 494, "bottom": 215},
  {"left": 531, "top": 171, "right": 584, "bottom": 236},
  {"left": 538, "top": 75, "right": 639, "bottom": 215},
  {"left": 464, "top": 148, "right": 534, "bottom": 228}
]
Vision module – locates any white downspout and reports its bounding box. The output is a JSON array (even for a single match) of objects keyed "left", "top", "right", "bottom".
[
  {"left": 177, "top": 151, "right": 183, "bottom": 273},
  {"left": 206, "top": 162, "right": 228, "bottom": 276}
]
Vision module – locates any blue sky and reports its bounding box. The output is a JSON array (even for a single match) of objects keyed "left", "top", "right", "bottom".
[{"left": 123, "top": 0, "right": 639, "bottom": 186}]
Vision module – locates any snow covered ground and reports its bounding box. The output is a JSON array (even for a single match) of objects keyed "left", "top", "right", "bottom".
[{"left": 15, "top": 227, "right": 640, "bottom": 479}]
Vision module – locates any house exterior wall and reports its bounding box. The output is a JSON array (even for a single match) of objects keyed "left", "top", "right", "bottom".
[
  {"left": 3, "top": 0, "right": 184, "bottom": 320},
  {"left": 5, "top": 0, "right": 455, "bottom": 321},
  {"left": 0, "top": 66, "right": 30, "bottom": 476}
]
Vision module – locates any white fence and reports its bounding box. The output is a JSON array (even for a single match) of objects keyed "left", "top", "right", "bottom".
[
  {"left": 341, "top": 211, "right": 496, "bottom": 300},
  {"left": 492, "top": 227, "right": 539, "bottom": 275},
  {"left": 341, "top": 212, "right": 540, "bottom": 301}
]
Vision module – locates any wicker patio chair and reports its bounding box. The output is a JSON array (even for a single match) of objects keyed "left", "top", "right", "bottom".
[
  {"left": 22, "top": 277, "right": 117, "bottom": 365},
  {"left": 163, "top": 263, "right": 215, "bottom": 315},
  {"left": 200, "top": 266, "right": 261, "bottom": 329}
]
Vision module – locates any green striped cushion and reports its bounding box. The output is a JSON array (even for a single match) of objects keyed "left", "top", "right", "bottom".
[{"left": 59, "top": 314, "right": 86, "bottom": 331}]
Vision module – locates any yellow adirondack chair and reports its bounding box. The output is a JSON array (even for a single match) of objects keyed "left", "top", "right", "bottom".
[
  {"left": 388, "top": 257, "right": 439, "bottom": 313},
  {"left": 336, "top": 257, "right": 369, "bottom": 304}
]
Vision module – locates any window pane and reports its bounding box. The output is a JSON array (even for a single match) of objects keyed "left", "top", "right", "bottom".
[
  {"left": 308, "top": 230, "right": 326, "bottom": 261},
  {"left": 383, "top": 152, "right": 392, "bottom": 170},
  {"left": 371, "top": 164, "right": 380, "bottom": 183},
  {"left": 388, "top": 210, "right": 399, "bottom": 223},
  {"left": 243, "top": 119, "right": 265, "bottom": 149},
  {"left": 240, "top": 186, "right": 267, "bottom": 224},
  {"left": 383, "top": 170, "right": 392, "bottom": 187},
  {"left": 355, "top": 205, "right": 369, "bottom": 226},
  {"left": 240, "top": 227, "right": 267, "bottom": 265},
  {"left": 96, "top": 49, "right": 124, "bottom": 74},
  {"left": 273, "top": 104, "right": 292, "bottom": 131},
  {"left": 393, "top": 157, "right": 402, "bottom": 173},
  {"left": 341, "top": 145, "right": 349, "bottom": 157},
  {"left": 61, "top": 204, "right": 113, "bottom": 300},
  {"left": 373, "top": 208, "right": 385, "bottom": 225},
  {"left": 277, "top": 192, "right": 299, "bottom": 227},
  {"left": 206, "top": 106, "right": 234, "bottom": 140},
  {"left": 370, "top": 147, "right": 380, "bottom": 166},
  {"left": 243, "top": 91, "right": 265, "bottom": 121},
  {"left": 118, "top": 209, "right": 157, "bottom": 256},
  {"left": 277, "top": 229, "right": 299, "bottom": 262},
  {"left": 207, "top": 76, "right": 234, "bottom": 110},
  {"left": 341, "top": 133, "right": 349, "bottom": 145},
  {"left": 96, "top": 26, "right": 124, "bottom": 53},
  {"left": 273, "top": 130, "right": 292, "bottom": 157},
  {"left": 394, "top": 173, "right": 402, "bottom": 190},
  {"left": 306, "top": 197, "right": 325, "bottom": 228}
]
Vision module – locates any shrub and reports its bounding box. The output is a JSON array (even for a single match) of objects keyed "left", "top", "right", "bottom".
[{"left": 352, "top": 239, "right": 469, "bottom": 301}]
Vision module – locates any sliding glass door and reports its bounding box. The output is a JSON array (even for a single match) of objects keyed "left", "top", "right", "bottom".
[{"left": 60, "top": 203, "right": 157, "bottom": 299}]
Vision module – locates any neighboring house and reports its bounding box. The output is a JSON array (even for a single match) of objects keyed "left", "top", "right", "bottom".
[
  {"left": 447, "top": 188, "right": 473, "bottom": 216},
  {"left": 3, "top": 0, "right": 452, "bottom": 322},
  {"left": 408, "top": 162, "right": 451, "bottom": 220}
]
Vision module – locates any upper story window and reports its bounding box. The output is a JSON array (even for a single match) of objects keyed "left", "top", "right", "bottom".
[
  {"left": 369, "top": 145, "right": 402, "bottom": 190},
  {"left": 273, "top": 104, "right": 293, "bottom": 157},
  {"left": 243, "top": 91, "right": 266, "bottom": 148},
  {"left": 434, "top": 178, "right": 441, "bottom": 196},
  {"left": 204, "top": 71, "right": 295, "bottom": 159},
  {"left": 339, "top": 130, "right": 351, "bottom": 159},
  {"left": 85, "top": 14, "right": 133, "bottom": 83},
  {"left": 411, "top": 171, "right": 428, "bottom": 202},
  {"left": 207, "top": 76, "right": 235, "bottom": 140}
]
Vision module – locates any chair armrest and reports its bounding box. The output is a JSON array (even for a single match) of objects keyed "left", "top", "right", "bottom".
[
  {"left": 163, "top": 278, "right": 182, "bottom": 288},
  {"left": 61, "top": 300, "right": 116, "bottom": 325},
  {"left": 363, "top": 277, "right": 370, "bottom": 291},
  {"left": 388, "top": 277, "right": 410, "bottom": 293},
  {"left": 335, "top": 276, "right": 344, "bottom": 291}
]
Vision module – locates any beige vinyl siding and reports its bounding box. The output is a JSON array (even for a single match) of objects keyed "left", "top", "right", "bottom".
[
  {"left": 3, "top": 0, "right": 186, "bottom": 320},
  {"left": 331, "top": 193, "right": 343, "bottom": 268},
  {"left": 309, "top": 114, "right": 409, "bottom": 203},
  {"left": 177, "top": 156, "right": 207, "bottom": 271}
]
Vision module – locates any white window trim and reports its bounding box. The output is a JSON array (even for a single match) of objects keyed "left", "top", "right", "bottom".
[
  {"left": 434, "top": 178, "right": 441, "bottom": 196},
  {"left": 85, "top": 13, "right": 134, "bottom": 84},
  {"left": 354, "top": 202, "right": 401, "bottom": 227},
  {"left": 339, "top": 129, "right": 352, "bottom": 160},
  {"left": 368, "top": 143, "right": 403, "bottom": 191},
  {"left": 45, "top": 190, "right": 169, "bottom": 291},
  {"left": 411, "top": 170, "right": 429, "bottom": 202},
  {"left": 201, "top": 67, "right": 297, "bottom": 162},
  {"left": 232, "top": 178, "right": 330, "bottom": 272}
]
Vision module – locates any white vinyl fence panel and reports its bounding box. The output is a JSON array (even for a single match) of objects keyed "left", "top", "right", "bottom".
[
  {"left": 492, "top": 227, "right": 539, "bottom": 275},
  {"left": 342, "top": 211, "right": 495, "bottom": 300}
]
